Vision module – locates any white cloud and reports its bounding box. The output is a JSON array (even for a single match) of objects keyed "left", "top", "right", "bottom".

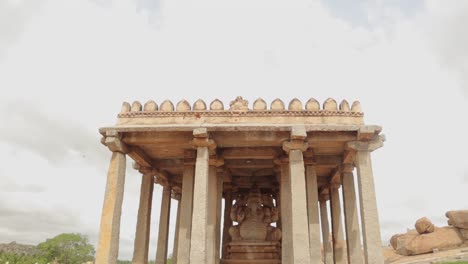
[{"left": 0, "top": 0, "right": 467, "bottom": 260}]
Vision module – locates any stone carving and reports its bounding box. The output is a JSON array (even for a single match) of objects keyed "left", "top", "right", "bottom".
[
  {"left": 131, "top": 101, "right": 142, "bottom": 112},
  {"left": 288, "top": 98, "right": 303, "bottom": 110},
  {"left": 144, "top": 100, "right": 158, "bottom": 111},
  {"left": 323, "top": 98, "right": 338, "bottom": 111},
  {"left": 229, "top": 185, "right": 282, "bottom": 242},
  {"left": 253, "top": 98, "right": 267, "bottom": 110},
  {"left": 391, "top": 211, "right": 468, "bottom": 256},
  {"left": 160, "top": 100, "right": 174, "bottom": 112},
  {"left": 210, "top": 99, "right": 224, "bottom": 110},
  {"left": 176, "top": 100, "right": 191, "bottom": 111},
  {"left": 270, "top": 99, "right": 285, "bottom": 110},
  {"left": 121, "top": 102, "right": 131, "bottom": 113},
  {"left": 305, "top": 98, "right": 320, "bottom": 110},
  {"left": 193, "top": 99, "right": 207, "bottom": 110},
  {"left": 339, "top": 100, "right": 350, "bottom": 112},
  {"left": 229, "top": 96, "right": 249, "bottom": 111},
  {"left": 351, "top": 101, "right": 362, "bottom": 112}
]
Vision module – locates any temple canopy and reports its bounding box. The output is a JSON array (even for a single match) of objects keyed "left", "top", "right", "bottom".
[{"left": 96, "top": 96, "right": 386, "bottom": 264}]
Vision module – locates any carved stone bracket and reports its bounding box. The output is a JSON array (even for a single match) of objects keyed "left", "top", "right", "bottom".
[
  {"left": 103, "top": 130, "right": 129, "bottom": 153},
  {"left": 346, "top": 134, "right": 386, "bottom": 152}
]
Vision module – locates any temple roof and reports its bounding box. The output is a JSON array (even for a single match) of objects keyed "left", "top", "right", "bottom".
[{"left": 109, "top": 96, "right": 365, "bottom": 127}]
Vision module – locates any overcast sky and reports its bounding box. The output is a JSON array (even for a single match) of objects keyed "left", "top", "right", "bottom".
[{"left": 1, "top": 0, "right": 468, "bottom": 260}]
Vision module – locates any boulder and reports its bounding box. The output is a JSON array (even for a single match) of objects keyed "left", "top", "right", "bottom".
[
  {"left": 396, "top": 227, "right": 464, "bottom": 256},
  {"left": 446, "top": 210, "right": 468, "bottom": 229},
  {"left": 390, "top": 230, "right": 418, "bottom": 250},
  {"left": 459, "top": 228, "right": 468, "bottom": 240},
  {"left": 415, "top": 217, "right": 435, "bottom": 234}
]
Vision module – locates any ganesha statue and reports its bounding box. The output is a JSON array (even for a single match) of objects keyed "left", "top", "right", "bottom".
[{"left": 229, "top": 185, "right": 282, "bottom": 242}]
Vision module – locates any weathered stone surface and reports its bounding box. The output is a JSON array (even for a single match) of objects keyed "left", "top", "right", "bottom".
[
  {"left": 144, "top": 100, "right": 158, "bottom": 111},
  {"left": 253, "top": 98, "right": 267, "bottom": 110},
  {"left": 446, "top": 210, "right": 468, "bottom": 229},
  {"left": 270, "top": 99, "right": 285, "bottom": 110},
  {"left": 390, "top": 230, "right": 418, "bottom": 250},
  {"left": 415, "top": 217, "right": 435, "bottom": 234},
  {"left": 305, "top": 98, "right": 320, "bottom": 110},
  {"left": 160, "top": 100, "right": 175, "bottom": 112},
  {"left": 288, "top": 98, "right": 302, "bottom": 110},
  {"left": 176, "top": 100, "right": 191, "bottom": 111},
  {"left": 210, "top": 99, "right": 224, "bottom": 110},
  {"left": 193, "top": 99, "right": 207, "bottom": 110},
  {"left": 396, "top": 227, "right": 464, "bottom": 256},
  {"left": 131, "top": 101, "right": 142, "bottom": 112},
  {"left": 323, "top": 98, "right": 338, "bottom": 111}
]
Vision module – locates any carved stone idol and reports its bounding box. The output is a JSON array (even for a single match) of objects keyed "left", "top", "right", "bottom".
[{"left": 229, "top": 185, "right": 282, "bottom": 242}]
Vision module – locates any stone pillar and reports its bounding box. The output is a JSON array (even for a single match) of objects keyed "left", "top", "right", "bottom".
[
  {"left": 279, "top": 159, "right": 292, "bottom": 264},
  {"left": 330, "top": 184, "right": 346, "bottom": 264},
  {"left": 132, "top": 170, "right": 154, "bottom": 264},
  {"left": 155, "top": 186, "right": 172, "bottom": 264},
  {"left": 347, "top": 136, "right": 385, "bottom": 264},
  {"left": 215, "top": 172, "right": 224, "bottom": 263},
  {"left": 305, "top": 165, "right": 322, "bottom": 263},
  {"left": 319, "top": 196, "right": 334, "bottom": 264},
  {"left": 96, "top": 133, "right": 127, "bottom": 264},
  {"left": 221, "top": 191, "right": 232, "bottom": 259},
  {"left": 172, "top": 198, "right": 181, "bottom": 264},
  {"left": 175, "top": 165, "right": 195, "bottom": 264},
  {"left": 206, "top": 166, "right": 219, "bottom": 264},
  {"left": 283, "top": 126, "right": 311, "bottom": 264},
  {"left": 341, "top": 165, "right": 364, "bottom": 264},
  {"left": 189, "top": 128, "right": 217, "bottom": 264}
]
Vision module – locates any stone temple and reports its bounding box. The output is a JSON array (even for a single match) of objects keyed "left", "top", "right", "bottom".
[{"left": 95, "top": 96, "right": 386, "bottom": 264}]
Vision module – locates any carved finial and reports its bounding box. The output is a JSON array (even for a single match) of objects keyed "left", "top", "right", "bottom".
[
  {"left": 210, "top": 99, "right": 224, "bottom": 110},
  {"left": 131, "top": 101, "right": 142, "bottom": 112},
  {"left": 144, "top": 100, "right": 158, "bottom": 111},
  {"left": 160, "top": 100, "right": 174, "bottom": 111},
  {"left": 120, "top": 102, "right": 131, "bottom": 113},
  {"left": 323, "top": 98, "right": 338, "bottom": 111},
  {"left": 193, "top": 99, "right": 207, "bottom": 110},
  {"left": 176, "top": 100, "right": 191, "bottom": 111},
  {"left": 351, "top": 101, "right": 362, "bottom": 112},
  {"left": 305, "top": 98, "right": 320, "bottom": 110},
  {"left": 340, "top": 100, "right": 350, "bottom": 112},
  {"left": 253, "top": 98, "right": 267, "bottom": 110},
  {"left": 229, "top": 96, "right": 249, "bottom": 111},
  {"left": 270, "top": 99, "right": 285, "bottom": 110},
  {"left": 288, "top": 98, "right": 303, "bottom": 110}
]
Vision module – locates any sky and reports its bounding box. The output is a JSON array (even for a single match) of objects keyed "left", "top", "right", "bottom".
[{"left": 0, "top": 0, "right": 468, "bottom": 260}]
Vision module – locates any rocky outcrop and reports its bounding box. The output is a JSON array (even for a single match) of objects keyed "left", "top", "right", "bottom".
[{"left": 391, "top": 210, "right": 468, "bottom": 256}]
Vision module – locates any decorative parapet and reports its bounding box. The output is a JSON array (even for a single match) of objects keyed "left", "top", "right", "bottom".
[{"left": 116, "top": 96, "right": 365, "bottom": 126}]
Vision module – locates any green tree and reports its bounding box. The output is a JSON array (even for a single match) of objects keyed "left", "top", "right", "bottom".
[{"left": 36, "top": 233, "right": 95, "bottom": 264}]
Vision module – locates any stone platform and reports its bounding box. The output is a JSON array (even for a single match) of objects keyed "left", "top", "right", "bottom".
[{"left": 222, "top": 241, "right": 281, "bottom": 264}]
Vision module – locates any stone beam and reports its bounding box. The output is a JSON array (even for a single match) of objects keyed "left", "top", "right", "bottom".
[
  {"left": 224, "top": 159, "right": 275, "bottom": 169},
  {"left": 221, "top": 147, "right": 281, "bottom": 159}
]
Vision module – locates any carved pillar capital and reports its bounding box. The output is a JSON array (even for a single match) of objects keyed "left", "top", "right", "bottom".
[
  {"left": 191, "top": 128, "right": 217, "bottom": 150},
  {"left": 102, "top": 130, "right": 129, "bottom": 153},
  {"left": 282, "top": 125, "right": 309, "bottom": 153}
]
